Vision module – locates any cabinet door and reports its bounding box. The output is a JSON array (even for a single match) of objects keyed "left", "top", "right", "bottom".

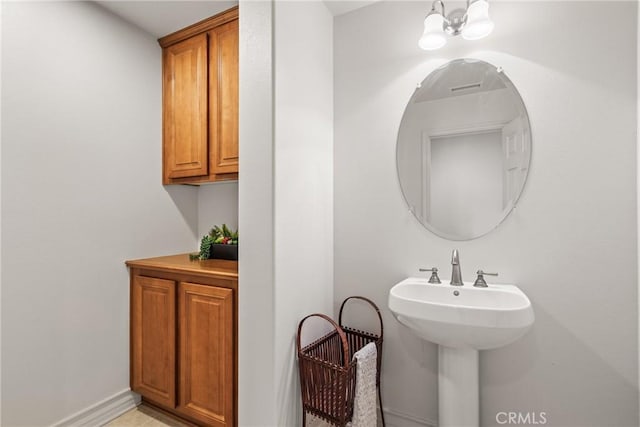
[
  {"left": 178, "top": 282, "right": 234, "bottom": 426},
  {"left": 163, "top": 34, "right": 208, "bottom": 181},
  {"left": 209, "top": 19, "right": 239, "bottom": 175},
  {"left": 131, "top": 276, "right": 176, "bottom": 407}
]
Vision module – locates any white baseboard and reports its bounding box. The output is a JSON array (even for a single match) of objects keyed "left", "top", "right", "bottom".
[
  {"left": 48, "top": 391, "right": 432, "bottom": 427},
  {"left": 51, "top": 388, "right": 141, "bottom": 427},
  {"left": 383, "top": 406, "right": 437, "bottom": 427}
]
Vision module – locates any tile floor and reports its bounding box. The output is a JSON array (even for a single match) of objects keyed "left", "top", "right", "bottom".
[
  {"left": 107, "top": 406, "right": 385, "bottom": 427},
  {"left": 106, "top": 405, "right": 189, "bottom": 427}
]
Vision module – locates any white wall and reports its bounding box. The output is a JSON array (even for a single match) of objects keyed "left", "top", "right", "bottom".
[
  {"left": 0, "top": 0, "right": 4, "bottom": 421},
  {"left": 238, "top": 1, "right": 277, "bottom": 425},
  {"left": 198, "top": 182, "right": 239, "bottom": 237},
  {"left": 335, "top": 1, "right": 638, "bottom": 426},
  {"left": 273, "top": 1, "right": 334, "bottom": 424},
  {"left": 239, "top": 1, "right": 333, "bottom": 425},
  {"left": 1, "top": 2, "right": 198, "bottom": 425}
]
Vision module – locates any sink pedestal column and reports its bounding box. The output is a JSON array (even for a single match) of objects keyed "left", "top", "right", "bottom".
[{"left": 438, "top": 346, "right": 479, "bottom": 427}]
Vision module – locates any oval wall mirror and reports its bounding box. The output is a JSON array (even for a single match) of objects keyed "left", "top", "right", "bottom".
[{"left": 397, "top": 59, "right": 531, "bottom": 240}]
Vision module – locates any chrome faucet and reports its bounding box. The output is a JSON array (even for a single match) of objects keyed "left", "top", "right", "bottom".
[{"left": 450, "top": 249, "right": 463, "bottom": 286}]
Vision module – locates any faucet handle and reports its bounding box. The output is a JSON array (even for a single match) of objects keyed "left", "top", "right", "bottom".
[
  {"left": 419, "top": 267, "right": 442, "bottom": 284},
  {"left": 473, "top": 270, "right": 498, "bottom": 287}
]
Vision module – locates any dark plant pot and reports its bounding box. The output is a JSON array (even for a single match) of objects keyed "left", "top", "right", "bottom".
[{"left": 209, "top": 244, "right": 238, "bottom": 261}]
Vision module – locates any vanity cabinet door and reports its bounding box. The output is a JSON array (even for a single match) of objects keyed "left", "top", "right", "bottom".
[
  {"left": 131, "top": 276, "right": 176, "bottom": 408},
  {"left": 178, "top": 282, "right": 234, "bottom": 427},
  {"left": 163, "top": 33, "right": 209, "bottom": 181}
]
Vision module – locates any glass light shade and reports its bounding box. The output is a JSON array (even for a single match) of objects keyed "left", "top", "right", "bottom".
[
  {"left": 461, "top": 0, "right": 494, "bottom": 40},
  {"left": 419, "top": 13, "right": 447, "bottom": 50}
]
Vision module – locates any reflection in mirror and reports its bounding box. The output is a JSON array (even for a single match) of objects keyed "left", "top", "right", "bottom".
[{"left": 397, "top": 59, "right": 531, "bottom": 240}]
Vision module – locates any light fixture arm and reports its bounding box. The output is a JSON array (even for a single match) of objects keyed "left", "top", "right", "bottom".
[
  {"left": 427, "top": 0, "right": 448, "bottom": 24},
  {"left": 428, "top": 0, "right": 446, "bottom": 19}
]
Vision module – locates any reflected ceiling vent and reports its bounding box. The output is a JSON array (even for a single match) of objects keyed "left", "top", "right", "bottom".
[{"left": 451, "top": 83, "right": 482, "bottom": 92}]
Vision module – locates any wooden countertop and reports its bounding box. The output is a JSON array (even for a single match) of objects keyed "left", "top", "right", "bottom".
[{"left": 126, "top": 253, "right": 238, "bottom": 280}]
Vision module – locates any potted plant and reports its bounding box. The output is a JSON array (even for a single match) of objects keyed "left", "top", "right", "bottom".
[{"left": 190, "top": 224, "right": 238, "bottom": 261}]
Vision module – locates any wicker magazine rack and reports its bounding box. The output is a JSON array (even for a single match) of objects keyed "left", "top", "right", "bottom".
[{"left": 296, "top": 296, "right": 385, "bottom": 427}]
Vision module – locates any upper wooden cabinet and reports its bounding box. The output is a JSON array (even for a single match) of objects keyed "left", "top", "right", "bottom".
[
  {"left": 159, "top": 7, "right": 239, "bottom": 185},
  {"left": 163, "top": 35, "right": 208, "bottom": 180},
  {"left": 209, "top": 19, "right": 239, "bottom": 175}
]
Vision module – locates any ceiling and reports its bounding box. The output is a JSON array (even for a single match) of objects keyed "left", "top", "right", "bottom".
[
  {"left": 323, "top": 0, "right": 379, "bottom": 16},
  {"left": 95, "top": 1, "right": 239, "bottom": 38},
  {"left": 414, "top": 62, "right": 507, "bottom": 103},
  {"left": 95, "top": 0, "right": 379, "bottom": 38}
]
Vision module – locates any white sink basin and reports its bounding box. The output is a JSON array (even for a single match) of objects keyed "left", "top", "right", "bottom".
[{"left": 388, "top": 277, "right": 534, "bottom": 350}]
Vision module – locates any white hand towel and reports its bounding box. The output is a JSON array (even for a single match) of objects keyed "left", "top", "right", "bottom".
[
  {"left": 307, "top": 413, "right": 333, "bottom": 427},
  {"left": 351, "top": 342, "right": 378, "bottom": 427}
]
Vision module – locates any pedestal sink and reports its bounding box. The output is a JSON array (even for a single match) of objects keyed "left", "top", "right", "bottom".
[{"left": 388, "top": 277, "right": 534, "bottom": 427}]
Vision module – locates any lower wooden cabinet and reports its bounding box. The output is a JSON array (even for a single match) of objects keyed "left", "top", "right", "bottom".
[
  {"left": 127, "top": 255, "right": 238, "bottom": 427},
  {"left": 179, "top": 283, "right": 233, "bottom": 425},
  {"left": 131, "top": 276, "right": 176, "bottom": 408}
]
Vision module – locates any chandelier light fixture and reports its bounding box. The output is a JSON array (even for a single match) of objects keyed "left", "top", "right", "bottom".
[{"left": 419, "top": 0, "right": 494, "bottom": 50}]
